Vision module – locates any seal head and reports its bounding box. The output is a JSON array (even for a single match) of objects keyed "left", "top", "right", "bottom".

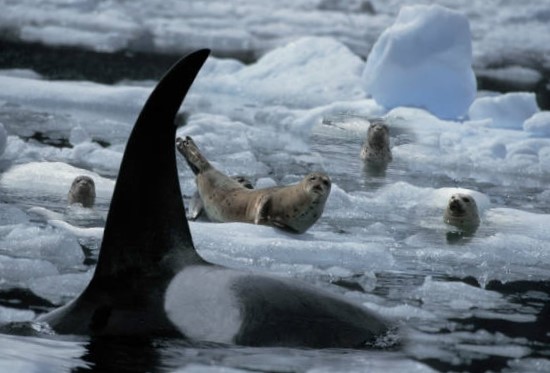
[
  {"left": 360, "top": 119, "right": 392, "bottom": 163},
  {"left": 176, "top": 136, "right": 210, "bottom": 175},
  {"left": 444, "top": 193, "right": 480, "bottom": 230},
  {"left": 68, "top": 175, "right": 96, "bottom": 208}
]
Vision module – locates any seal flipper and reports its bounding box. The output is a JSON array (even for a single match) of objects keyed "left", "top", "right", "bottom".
[
  {"left": 253, "top": 194, "right": 271, "bottom": 225},
  {"left": 176, "top": 136, "right": 212, "bottom": 175},
  {"left": 37, "top": 50, "right": 211, "bottom": 336},
  {"left": 188, "top": 191, "right": 204, "bottom": 221},
  {"left": 254, "top": 195, "right": 299, "bottom": 233}
]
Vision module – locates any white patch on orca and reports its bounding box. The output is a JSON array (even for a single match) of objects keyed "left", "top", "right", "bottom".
[{"left": 164, "top": 265, "right": 243, "bottom": 344}]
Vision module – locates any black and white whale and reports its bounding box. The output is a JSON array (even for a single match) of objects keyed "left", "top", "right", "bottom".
[{"left": 29, "top": 50, "right": 392, "bottom": 348}]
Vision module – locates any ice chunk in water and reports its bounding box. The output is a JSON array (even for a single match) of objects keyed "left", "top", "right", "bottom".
[
  {"left": 0, "top": 305, "right": 35, "bottom": 324},
  {"left": 190, "top": 222, "right": 394, "bottom": 273},
  {"left": 199, "top": 37, "right": 365, "bottom": 109},
  {"left": 68, "top": 125, "right": 91, "bottom": 146},
  {"left": 362, "top": 5, "right": 476, "bottom": 119},
  {"left": 255, "top": 177, "right": 277, "bottom": 189},
  {"left": 0, "top": 254, "right": 59, "bottom": 286},
  {"left": 0, "top": 204, "right": 29, "bottom": 226},
  {"left": 2, "top": 225, "right": 84, "bottom": 269},
  {"left": 70, "top": 142, "right": 123, "bottom": 175},
  {"left": 47, "top": 220, "right": 104, "bottom": 239},
  {"left": 411, "top": 276, "right": 503, "bottom": 312},
  {"left": 469, "top": 92, "right": 539, "bottom": 129},
  {"left": 523, "top": 111, "right": 550, "bottom": 136},
  {"left": 29, "top": 271, "right": 93, "bottom": 305}
]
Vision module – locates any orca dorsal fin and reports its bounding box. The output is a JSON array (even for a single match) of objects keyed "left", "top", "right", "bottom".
[{"left": 94, "top": 49, "right": 210, "bottom": 279}]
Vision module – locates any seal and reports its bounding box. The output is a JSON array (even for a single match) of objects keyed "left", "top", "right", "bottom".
[
  {"left": 188, "top": 175, "right": 253, "bottom": 221},
  {"left": 13, "top": 50, "right": 392, "bottom": 348},
  {"left": 67, "top": 175, "right": 96, "bottom": 208},
  {"left": 177, "top": 136, "right": 331, "bottom": 234},
  {"left": 27, "top": 175, "right": 103, "bottom": 227},
  {"left": 360, "top": 119, "right": 392, "bottom": 163},
  {"left": 444, "top": 192, "right": 480, "bottom": 230}
]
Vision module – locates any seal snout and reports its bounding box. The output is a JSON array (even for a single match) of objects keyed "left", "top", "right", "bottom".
[
  {"left": 74, "top": 175, "right": 94, "bottom": 186},
  {"left": 368, "top": 123, "right": 390, "bottom": 146},
  {"left": 176, "top": 136, "right": 192, "bottom": 150},
  {"left": 448, "top": 198, "right": 465, "bottom": 215},
  {"left": 447, "top": 194, "right": 475, "bottom": 216}
]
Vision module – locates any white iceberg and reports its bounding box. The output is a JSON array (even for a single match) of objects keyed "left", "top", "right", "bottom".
[{"left": 362, "top": 5, "right": 476, "bottom": 119}]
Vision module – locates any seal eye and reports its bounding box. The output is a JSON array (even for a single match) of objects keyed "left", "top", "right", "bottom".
[
  {"left": 309, "top": 176, "right": 317, "bottom": 181},
  {"left": 462, "top": 197, "right": 470, "bottom": 203}
]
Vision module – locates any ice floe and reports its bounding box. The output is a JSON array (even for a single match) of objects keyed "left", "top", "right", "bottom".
[{"left": 362, "top": 5, "right": 476, "bottom": 119}]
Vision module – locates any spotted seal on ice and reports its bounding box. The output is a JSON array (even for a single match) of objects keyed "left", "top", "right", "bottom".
[
  {"left": 177, "top": 136, "right": 331, "bottom": 234},
  {"left": 67, "top": 175, "right": 96, "bottom": 208},
  {"left": 444, "top": 193, "right": 480, "bottom": 230}
]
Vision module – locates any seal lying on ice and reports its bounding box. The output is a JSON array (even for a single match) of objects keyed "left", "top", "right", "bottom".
[{"left": 177, "top": 136, "right": 331, "bottom": 234}]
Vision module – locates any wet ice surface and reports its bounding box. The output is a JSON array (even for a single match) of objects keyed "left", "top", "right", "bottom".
[{"left": 1, "top": 3, "right": 550, "bottom": 373}]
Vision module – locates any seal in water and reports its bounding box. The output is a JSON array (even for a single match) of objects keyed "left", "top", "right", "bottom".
[
  {"left": 444, "top": 192, "right": 480, "bottom": 231},
  {"left": 188, "top": 175, "right": 254, "bottom": 221},
  {"left": 19, "top": 50, "right": 392, "bottom": 348},
  {"left": 177, "top": 136, "right": 331, "bottom": 234},
  {"left": 67, "top": 175, "right": 96, "bottom": 208},
  {"left": 360, "top": 119, "right": 392, "bottom": 163}
]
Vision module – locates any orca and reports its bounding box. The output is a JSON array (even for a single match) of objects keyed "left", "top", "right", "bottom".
[{"left": 35, "top": 49, "right": 393, "bottom": 348}]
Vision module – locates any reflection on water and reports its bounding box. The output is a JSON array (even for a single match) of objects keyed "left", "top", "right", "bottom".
[
  {"left": 0, "top": 333, "right": 89, "bottom": 372},
  {"left": 2, "top": 278, "right": 548, "bottom": 373},
  {"left": 0, "top": 333, "right": 424, "bottom": 372}
]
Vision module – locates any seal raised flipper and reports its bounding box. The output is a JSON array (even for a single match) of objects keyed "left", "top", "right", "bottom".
[
  {"left": 176, "top": 136, "right": 210, "bottom": 175},
  {"left": 253, "top": 193, "right": 271, "bottom": 225},
  {"left": 36, "top": 49, "right": 211, "bottom": 336}
]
